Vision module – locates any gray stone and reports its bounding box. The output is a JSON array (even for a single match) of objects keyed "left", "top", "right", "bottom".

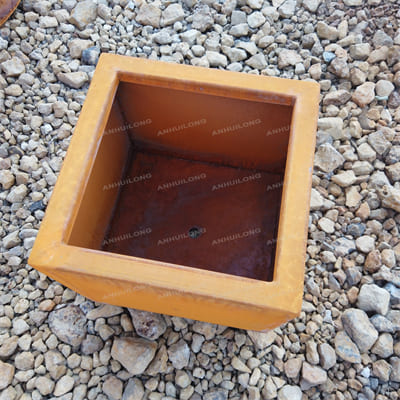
[
  {"left": 136, "top": 4, "right": 161, "bottom": 28},
  {"left": 349, "top": 43, "right": 371, "bottom": 60},
  {"left": 87, "top": 304, "right": 123, "bottom": 320},
  {"left": 391, "top": 358, "right": 400, "bottom": 382},
  {"left": 371, "top": 315, "right": 394, "bottom": 333},
  {"left": 35, "top": 376, "right": 55, "bottom": 396},
  {"left": 70, "top": 0, "right": 97, "bottom": 29},
  {"left": 2, "top": 230, "right": 21, "bottom": 249},
  {"left": 277, "top": 385, "right": 302, "bottom": 400},
  {"left": 314, "top": 143, "right": 345, "bottom": 173},
  {"left": 54, "top": 375, "right": 75, "bottom": 396},
  {"left": 168, "top": 339, "right": 190, "bottom": 369},
  {"left": 112, "top": 337, "right": 157, "bottom": 375},
  {"left": 355, "top": 236, "right": 375, "bottom": 253},
  {"left": 103, "top": 376, "right": 123, "bottom": 400},
  {"left": 122, "top": 378, "right": 144, "bottom": 400},
  {"left": 357, "top": 284, "right": 390, "bottom": 315},
  {"left": 203, "top": 389, "right": 228, "bottom": 400},
  {"left": 192, "top": 321, "right": 217, "bottom": 340},
  {"left": 48, "top": 305, "right": 87, "bottom": 347},
  {"left": 323, "top": 90, "right": 351, "bottom": 106},
  {"left": 341, "top": 309, "right": 379, "bottom": 353},
  {"left": 192, "top": 5, "right": 214, "bottom": 32},
  {"left": 368, "top": 131, "right": 391, "bottom": 155},
  {"left": 80, "top": 335, "right": 103, "bottom": 355},
  {"left": 334, "top": 330, "right": 361, "bottom": 363},
  {"left": 229, "top": 23, "right": 249, "bottom": 37},
  {"left": 302, "top": 0, "right": 321, "bottom": 12},
  {"left": 371, "top": 333, "right": 393, "bottom": 358},
  {"left": 247, "top": 330, "right": 276, "bottom": 350},
  {"left": 161, "top": 4, "right": 184, "bottom": 26},
  {"left": 318, "top": 343, "right": 336, "bottom": 370},
  {"left": 301, "top": 362, "right": 327, "bottom": 387},
  {"left": 1, "top": 57, "right": 25, "bottom": 77},
  {"left": 316, "top": 22, "right": 338, "bottom": 41},
  {"left": 332, "top": 237, "right": 356, "bottom": 257},
  {"left": 247, "top": 12, "right": 265, "bottom": 29},
  {"left": 57, "top": 72, "right": 88, "bottom": 89},
  {"left": 376, "top": 80, "right": 395, "bottom": 97},
  {"left": 246, "top": 54, "right": 267, "bottom": 70},
  {"left": 206, "top": 51, "right": 228, "bottom": 67},
  {"left": 0, "top": 360, "right": 14, "bottom": 390},
  {"left": 352, "top": 82, "right": 375, "bottom": 108},
  {"left": 278, "top": 49, "right": 302, "bottom": 68},
  {"left": 278, "top": 0, "right": 296, "bottom": 18},
  {"left": 128, "top": 309, "right": 166, "bottom": 340},
  {"left": 378, "top": 185, "right": 400, "bottom": 213},
  {"left": 14, "top": 352, "right": 34, "bottom": 370}
]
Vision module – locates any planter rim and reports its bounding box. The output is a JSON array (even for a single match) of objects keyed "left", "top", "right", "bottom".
[{"left": 29, "top": 54, "right": 319, "bottom": 320}]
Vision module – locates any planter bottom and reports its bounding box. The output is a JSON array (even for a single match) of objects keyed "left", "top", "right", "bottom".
[{"left": 102, "top": 151, "right": 283, "bottom": 281}]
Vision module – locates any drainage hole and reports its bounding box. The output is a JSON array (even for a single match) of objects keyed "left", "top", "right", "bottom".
[{"left": 188, "top": 226, "right": 203, "bottom": 239}]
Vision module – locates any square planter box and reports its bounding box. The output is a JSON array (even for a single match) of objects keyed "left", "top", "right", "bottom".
[{"left": 29, "top": 54, "right": 319, "bottom": 331}]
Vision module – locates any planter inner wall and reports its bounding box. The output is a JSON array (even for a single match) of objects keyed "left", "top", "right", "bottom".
[{"left": 67, "top": 80, "right": 293, "bottom": 282}]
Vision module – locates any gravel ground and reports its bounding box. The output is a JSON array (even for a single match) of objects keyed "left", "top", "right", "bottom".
[{"left": 1, "top": 0, "right": 400, "bottom": 399}]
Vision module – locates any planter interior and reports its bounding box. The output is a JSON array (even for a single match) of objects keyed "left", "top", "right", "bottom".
[{"left": 67, "top": 81, "right": 293, "bottom": 282}]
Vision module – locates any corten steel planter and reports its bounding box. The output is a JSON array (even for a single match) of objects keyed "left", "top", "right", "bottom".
[
  {"left": 0, "top": 0, "right": 21, "bottom": 26},
  {"left": 29, "top": 54, "right": 319, "bottom": 331}
]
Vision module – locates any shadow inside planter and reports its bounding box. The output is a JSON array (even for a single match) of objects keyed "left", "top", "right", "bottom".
[{"left": 67, "top": 81, "right": 293, "bottom": 282}]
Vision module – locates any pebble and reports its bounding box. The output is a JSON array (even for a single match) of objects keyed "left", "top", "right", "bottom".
[
  {"left": 111, "top": 337, "right": 157, "bottom": 375},
  {"left": 371, "top": 333, "right": 393, "bottom": 358},
  {"left": 167, "top": 339, "right": 190, "bottom": 369},
  {"left": 103, "top": 376, "right": 123, "bottom": 400},
  {"left": 161, "top": 4, "right": 184, "bottom": 26},
  {"left": 70, "top": 0, "right": 97, "bottom": 30},
  {"left": 352, "top": 82, "right": 376, "bottom": 108},
  {"left": 301, "top": 362, "right": 327, "bottom": 387},
  {"left": 334, "top": 331, "right": 361, "bottom": 363},
  {"left": 314, "top": 143, "right": 345, "bottom": 173},
  {"left": 318, "top": 343, "right": 336, "bottom": 370},
  {"left": 57, "top": 72, "right": 89, "bottom": 89},
  {"left": 128, "top": 309, "right": 166, "bottom": 340},
  {"left": 278, "top": 49, "right": 302, "bottom": 69},
  {"left": 53, "top": 375, "right": 75, "bottom": 396},
  {"left": 357, "top": 284, "right": 390, "bottom": 315},
  {"left": 355, "top": 235, "right": 375, "bottom": 253},
  {"left": 35, "top": 376, "right": 55, "bottom": 396},
  {"left": 0, "top": 360, "right": 14, "bottom": 390},
  {"left": 87, "top": 304, "right": 123, "bottom": 320},
  {"left": 122, "top": 378, "right": 144, "bottom": 400},
  {"left": 1, "top": 57, "right": 25, "bottom": 77},
  {"left": 48, "top": 305, "right": 87, "bottom": 347},
  {"left": 277, "top": 385, "right": 302, "bottom": 400},
  {"left": 341, "top": 309, "right": 379, "bottom": 353}
]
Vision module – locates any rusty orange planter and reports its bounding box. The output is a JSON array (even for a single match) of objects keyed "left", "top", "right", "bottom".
[
  {"left": 0, "top": 0, "right": 21, "bottom": 26},
  {"left": 29, "top": 54, "right": 319, "bottom": 331}
]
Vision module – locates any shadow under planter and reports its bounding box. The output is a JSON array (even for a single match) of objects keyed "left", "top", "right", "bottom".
[{"left": 29, "top": 54, "right": 319, "bottom": 331}]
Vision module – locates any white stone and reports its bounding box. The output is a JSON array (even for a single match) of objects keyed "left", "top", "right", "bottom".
[
  {"left": 247, "top": 12, "right": 265, "bottom": 29},
  {"left": 278, "top": 49, "right": 302, "bottom": 68},
  {"left": 358, "top": 284, "right": 390, "bottom": 316},
  {"left": 57, "top": 72, "right": 88, "bottom": 89},
  {"left": 161, "top": 4, "right": 185, "bottom": 26},
  {"left": 376, "top": 80, "right": 395, "bottom": 97},
  {"left": 356, "top": 235, "right": 375, "bottom": 253},
  {"left": 352, "top": 82, "right": 376, "bottom": 108},
  {"left": 332, "top": 170, "right": 356, "bottom": 187},
  {"left": 206, "top": 51, "right": 228, "bottom": 67},
  {"left": 1, "top": 57, "right": 25, "bottom": 77},
  {"left": 278, "top": 385, "right": 302, "bottom": 400}
]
